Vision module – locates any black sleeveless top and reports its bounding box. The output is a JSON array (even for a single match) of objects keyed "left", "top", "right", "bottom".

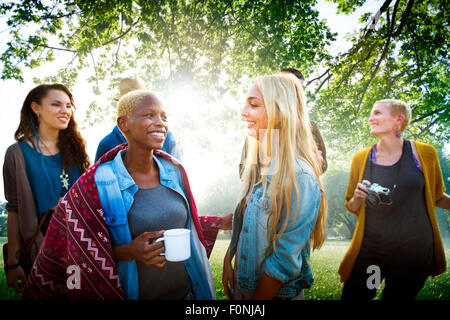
[{"left": 359, "top": 140, "right": 434, "bottom": 273}]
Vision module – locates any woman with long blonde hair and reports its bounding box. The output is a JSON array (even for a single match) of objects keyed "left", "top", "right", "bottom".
[{"left": 222, "top": 73, "right": 326, "bottom": 300}]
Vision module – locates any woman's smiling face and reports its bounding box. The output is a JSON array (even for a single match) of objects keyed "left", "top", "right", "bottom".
[
  {"left": 124, "top": 95, "right": 168, "bottom": 149},
  {"left": 241, "top": 83, "right": 268, "bottom": 139},
  {"left": 368, "top": 102, "right": 402, "bottom": 137},
  {"left": 31, "top": 89, "right": 73, "bottom": 131}
]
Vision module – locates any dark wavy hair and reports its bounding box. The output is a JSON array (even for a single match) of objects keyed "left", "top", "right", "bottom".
[{"left": 14, "top": 83, "right": 90, "bottom": 173}]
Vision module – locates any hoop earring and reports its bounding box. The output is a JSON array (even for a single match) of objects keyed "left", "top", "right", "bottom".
[{"left": 396, "top": 127, "right": 401, "bottom": 138}]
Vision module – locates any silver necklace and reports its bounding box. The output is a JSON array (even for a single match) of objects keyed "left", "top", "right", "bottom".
[
  {"left": 39, "top": 138, "right": 69, "bottom": 190},
  {"left": 60, "top": 169, "right": 69, "bottom": 190}
]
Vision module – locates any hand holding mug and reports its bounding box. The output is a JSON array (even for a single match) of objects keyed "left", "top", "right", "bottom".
[{"left": 130, "top": 231, "right": 166, "bottom": 267}]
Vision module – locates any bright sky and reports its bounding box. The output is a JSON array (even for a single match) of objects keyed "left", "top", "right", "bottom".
[{"left": 0, "top": 1, "right": 446, "bottom": 204}]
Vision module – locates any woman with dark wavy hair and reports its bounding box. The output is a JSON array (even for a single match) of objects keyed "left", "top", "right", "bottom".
[{"left": 3, "top": 83, "right": 90, "bottom": 293}]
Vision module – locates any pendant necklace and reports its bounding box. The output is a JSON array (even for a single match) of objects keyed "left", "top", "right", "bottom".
[
  {"left": 40, "top": 138, "right": 69, "bottom": 190},
  {"left": 60, "top": 169, "right": 70, "bottom": 190}
]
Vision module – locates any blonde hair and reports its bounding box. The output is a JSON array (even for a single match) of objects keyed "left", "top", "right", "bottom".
[
  {"left": 240, "top": 74, "right": 327, "bottom": 251},
  {"left": 117, "top": 89, "right": 156, "bottom": 118},
  {"left": 375, "top": 99, "right": 411, "bottom": 132}
]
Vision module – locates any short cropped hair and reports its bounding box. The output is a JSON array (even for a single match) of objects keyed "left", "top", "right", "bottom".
[
  {"left": 375, "top": 99, "right": 412, "bottom": 132},
  {"left": 117, "top": 89, "right": 156, "bottom": 118}
]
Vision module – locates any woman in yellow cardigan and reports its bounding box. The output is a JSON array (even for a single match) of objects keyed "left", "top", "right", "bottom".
[{"left": 339, "top": 99, "right": 449, "bottom": 300}]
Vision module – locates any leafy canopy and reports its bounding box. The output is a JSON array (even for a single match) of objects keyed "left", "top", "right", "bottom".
[
  {"left": 0, "top": 0, "right": 334, "bottom": 94},
  {"left": 309, "top": 0, "right": 449, "bottom": 154},
  {"left": 0, "top": 0, "right": 448, "bottom": 151}
]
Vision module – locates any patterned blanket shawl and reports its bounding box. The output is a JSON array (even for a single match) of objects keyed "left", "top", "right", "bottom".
[{"left": 22, "top": 144, "right": 219, "bottom": 300}]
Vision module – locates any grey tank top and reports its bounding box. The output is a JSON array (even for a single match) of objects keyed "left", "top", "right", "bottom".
[
  {"left": 127, "top": 184, "right": 192, "bottom": 299},
  {"left": 360, "top": 140, "right": 434, "bottom": 273}
]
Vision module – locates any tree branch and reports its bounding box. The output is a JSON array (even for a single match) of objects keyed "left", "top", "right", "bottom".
[
  {"left": 226, "top": 0, "right": 267, "bottom": 52},
  {"left": 414, "top": 116, "right": 441, "bottom": 137},
  {"left": 343, "top": 0, "right": 393, "bottom": 61},
  {"left": 55, "top": 52, "right": 78, "bottom": 78},
  {"left": 392, "top": 0, "right": 415, "bottom": 37},
  {"left": 361, "top": 0, "right": 394, "bottom": 39},
  {"left": 307, "top": 68, "right": 329, "bottom": 87},
  {"left": 90, "top": 51, "right": 99, "bottom": 84},
  {"left": 37, "top": 18, "right": 139, "bottom": 56},
  {"left": 101, "top": 18, "right": 140, "bottom": 47},
  {"left": 114, "top": 17, "right": 123, "bottom": 68},
  {"left": 37, "top": 45, "right": 77, "bottom": 52},
  {"left": 356, "top": 3, "right": 399, "bottom": 108},
  {"left": 314, "top": 73, "right": 332, "bottom": 94},
  {"left": 411, "top": 108, "right": 446, "bottom": 124}
]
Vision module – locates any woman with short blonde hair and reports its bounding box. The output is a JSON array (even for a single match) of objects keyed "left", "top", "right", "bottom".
[
  {"left": 374, "top": 99, "right": 411, "bottom": 133},
  {"left": 340, "top": 98, "right": 449, "bottom": 300},
  {"left": 23, "top": 89, "right": 218, "bottom": 300}
]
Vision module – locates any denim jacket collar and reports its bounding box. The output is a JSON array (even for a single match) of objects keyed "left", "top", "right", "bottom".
[{"left": 111, "top": 149, "right": 176, "bottom": 192}]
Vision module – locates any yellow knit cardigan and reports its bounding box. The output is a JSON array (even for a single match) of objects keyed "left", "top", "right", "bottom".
[{"left": 338, "top": 141, "right": 446, "bottom": 282}]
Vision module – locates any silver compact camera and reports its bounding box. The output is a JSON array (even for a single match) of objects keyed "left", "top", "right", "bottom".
[{"left": 362, "top": 182, "right": 393, "bottom": 206}]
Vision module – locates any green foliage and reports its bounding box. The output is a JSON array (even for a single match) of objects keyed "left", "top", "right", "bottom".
[
  {"left": 331, "top": 0, "right": 367, "bottom": 14},
  {"left": 1, "top": 237, "right": 449, "bottom": 300},
  {"left": 0, "top": 216, "right": 6, "bottom": 237},
  {"left": 323, "top": 170, "right": 356, "bottom": 239},
  {"left": 209, "top": 239, "right": 450, "bottom": 300},
  {"left": 0, "top": 237, "right": 21, "bottom": 299},
  {"left": 1, "top": 1, "right": 447, "bottom": 149},
  {"left": 310, "top": 0, "right": 449, "bottom": 154},
  {"left": 436, "top": 148, "right": 450, "bottom": 237},
  {"left": 0, "top": 0, "right": 334, "bottom": 96},
  {"left": 0, "top": 203, "right": 6, "bottom": 237}
]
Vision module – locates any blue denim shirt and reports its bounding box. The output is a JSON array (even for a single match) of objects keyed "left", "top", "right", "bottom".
[
  {"left": 94, "top": 150, "right": 213, "bottom": 300},
  {"left": 235, "top": 158, "right": 321, "bottom": 298}
]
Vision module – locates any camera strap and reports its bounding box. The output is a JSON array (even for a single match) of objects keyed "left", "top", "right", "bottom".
[{"left": 368, "top": 142, "right": 404, "bottom": 192}]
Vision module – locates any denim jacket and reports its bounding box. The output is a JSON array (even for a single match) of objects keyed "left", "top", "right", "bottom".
[
  {"left": 232, "top": 158, "right": 321, "bottom": 298},
  {"left": 94, "top": 150, "right": 214, "bottom": 300}
]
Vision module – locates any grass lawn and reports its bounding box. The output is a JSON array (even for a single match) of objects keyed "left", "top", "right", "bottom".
[
  {"left": 1, "top": 236, "right": 449, "bottom": 300},
  {"left": 0, "top": 237, "right": 20, "bottom": 300},
  {"left": 209, "top": 238, "right": 450, "bottom": 300}
]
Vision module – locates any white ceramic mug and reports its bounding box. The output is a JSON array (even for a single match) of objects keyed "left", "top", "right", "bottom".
[{"left": 155, "top": 228, "right": 191, "bottom": 262}]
